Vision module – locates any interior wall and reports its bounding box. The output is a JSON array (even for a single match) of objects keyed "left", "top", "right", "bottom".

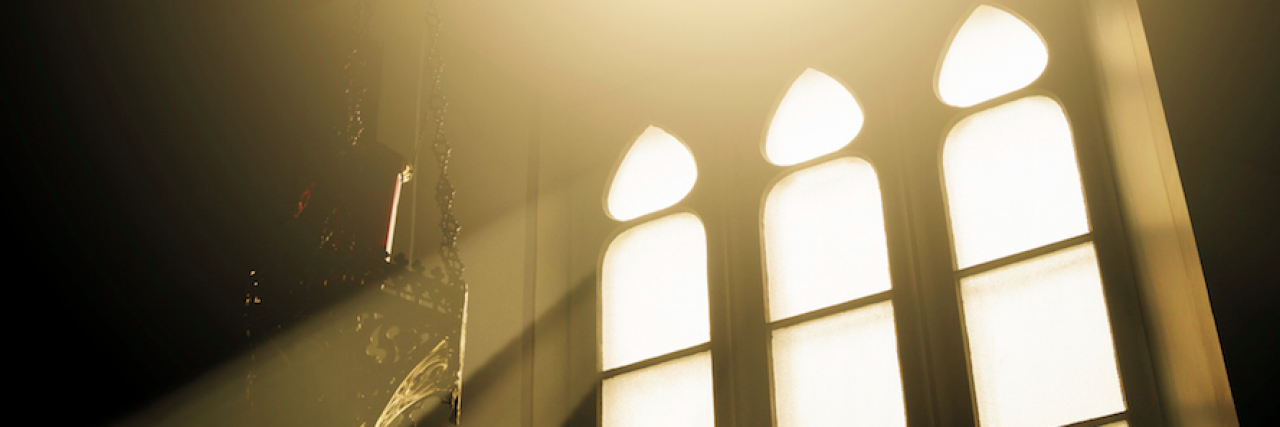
[
  {"left": 1134, "top": 1, "right": 1280, "bottom": 422},
  {"left": 379, "top": 0, "right": 1275, "bottom": 425},
  {"left": 18, "top": 0, "right": 1272, "bottom": 425},
  {"left": 374, "top": 0, "right": 1262, "bottom": 425}
]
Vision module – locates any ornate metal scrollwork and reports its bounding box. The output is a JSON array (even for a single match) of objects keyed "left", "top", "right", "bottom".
[
  {"left": 243, "top": 0, "right": 469, "bottom": 425},
  {"left": 416, "top": 0, "right": 470, "bottom": 422}
]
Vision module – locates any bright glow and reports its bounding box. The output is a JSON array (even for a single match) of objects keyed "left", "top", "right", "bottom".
[
  {"left": 763, "top": 157, "right": 891, "bottom": 321},
  {"left": 603, "top": 352, "right": 715, "bottom": 427},
  {"left": 606, "top": 126, "right": 698, "bottom": 221},
  {"left": 962, "top": 243, "right": 1126, "bottom": 427},
  {"left": 944, "top": 96, "right": 1089, "bottom": 268},
  {"left": 602, "top": 213, "right": 710, "bottom": 369},
  {"left": 764, "top": 69, "right": 865, "bottom": 166},
  {"left": 384, "top": 173, "right": 404, "bottom": 258},
  {"left": 938, "top": 5, "right": 1049, "bottom": 107},
  {"left": 772, "top": 301, "right": 906, "bottom": 427}
]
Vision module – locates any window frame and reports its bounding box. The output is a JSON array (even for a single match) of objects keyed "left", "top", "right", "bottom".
[
  {"left": 893, "top": 2, "right": 1164, "bottom": 425},
  {"left": 757, "top": 147, "right": 906, "bottom": 427},
  {"left": 584, "top": 0, "right": 1234, "bottom": 426}
]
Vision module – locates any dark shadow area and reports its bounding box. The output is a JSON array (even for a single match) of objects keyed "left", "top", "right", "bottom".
[
  {"left": 1137, "top": 0, "right": 1280, "bottom": 423},
  {"left": 11, "top": 1, "right": 350, "bottom": 424}
]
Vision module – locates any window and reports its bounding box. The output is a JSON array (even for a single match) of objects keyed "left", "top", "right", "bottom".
[
  {"left": 601, "top": 126, "right": 716, "bottom": 427},
  {"left": 582, "top": 1, "right": 1226, "bottom": 426},
  {"left": 761, "top": 71, "right": 906, "bottom": 427}
]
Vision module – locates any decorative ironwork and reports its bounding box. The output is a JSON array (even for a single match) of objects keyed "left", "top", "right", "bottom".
[
  {"left": 376, "top": 338, "right": 453, "bottom": 427},
  {"left": 367, "top": 263, "right": 468, "bottom": 426},
  {"left": 241, "top": 0, "right": 469, "bottom": 425},
  {"left": 416, "top": 0, "right": 470, "bottom": 422},
  {"left": 344, "top": 0, "right": 376, "bottom": 149}
]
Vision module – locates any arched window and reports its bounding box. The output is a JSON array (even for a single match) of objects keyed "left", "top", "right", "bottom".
[
  {"left": 761, "top": 70, "right": 906, "bottom": 427},
  {"left": 600, "top": 126, "right": 716, "bottom": 427},
  {"left": 939, "top": 7, "right": 1127, "bottom": 426},
  {"left": 579, "top": 1, "right": 1217, "bottom": 426}
]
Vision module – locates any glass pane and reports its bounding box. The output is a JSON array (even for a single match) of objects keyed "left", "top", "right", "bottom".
[
  {"left": 962, "top": 243, "right": 1126, "bottom": 427},
  {"left": 763, "top": 157, "right": 891, "bottom": 321},
  {"left": 607, "top": 126, "right": 698, "bottom": 221},
  {"left": 764, "top": 68, "right": 865, "bottom": 166},
  {"left": 938, "top": 5, "right": 1049, "bottom": 107},
  {"left": 772, "top": 301, "right": 907, "bottom": 427},
  {"left": 943, "top": 96, "right": 1089, "bottom": 268},
  {"left": 602, "top": 213, "right": 710, "bottom": 369},
  {"left": 603, "top": 352, "right": 715, "bottom": 427}
]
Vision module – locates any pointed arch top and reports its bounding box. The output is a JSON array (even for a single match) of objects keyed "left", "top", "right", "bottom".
[
  {"left": 605, "top": 126, "right": 699, "bottom": 221},
  {"left": 937, "top": 5, "right": 1049, "bottom": 107},
  {"left": 764, "top": 69, "right": 865, "bottom": 166}
]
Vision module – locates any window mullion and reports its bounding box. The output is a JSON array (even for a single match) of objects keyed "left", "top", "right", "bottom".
[
  {"left": 956, "top": 234, "right": 1093, "bottom": 279},
  {"left": 891, "top": 86, "right": 980, "bottom": 427},
  {"left": 708, "top": 139, "right": 776, "bottom": 427},
  {"left": 602, "top": 342, "right": 715, "bottom": 379},
  {"left": 1063, "top": 412, "right": 1127, "bottom": 427},
  {"left": 769, "top": 291, "right": 893, "bottom": 330}
]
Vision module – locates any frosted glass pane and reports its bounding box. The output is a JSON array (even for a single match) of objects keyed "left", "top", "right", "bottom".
[
  {"left": 938, "top": 5, "right": 1049, "bottom": 107},
  {"left": 962, "top": 243, "right": 1126, "bottom": 427},
  {"left": 764, "top": 69, "right": 865, "bottom": 166},
  {"left": 607, "top": 126, "right": 698, "bottom": 221},
  {"left": 772, "top": 301, "right": 907, "bottom": 427},
  {"left": 763, "top": 158, "right": 891, "bottom": 321},
  {"left": 602, "top": 213, "right": 710, "bottom": 369},
  {"left": 762, "top": 156, "right": 885, "bottom": 319},
  {"left": 603, "top": 352, "right": 715, "bottom": 427},
  {"left": 943, "top": 96, "right": 1089, "bottom": 268}
]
